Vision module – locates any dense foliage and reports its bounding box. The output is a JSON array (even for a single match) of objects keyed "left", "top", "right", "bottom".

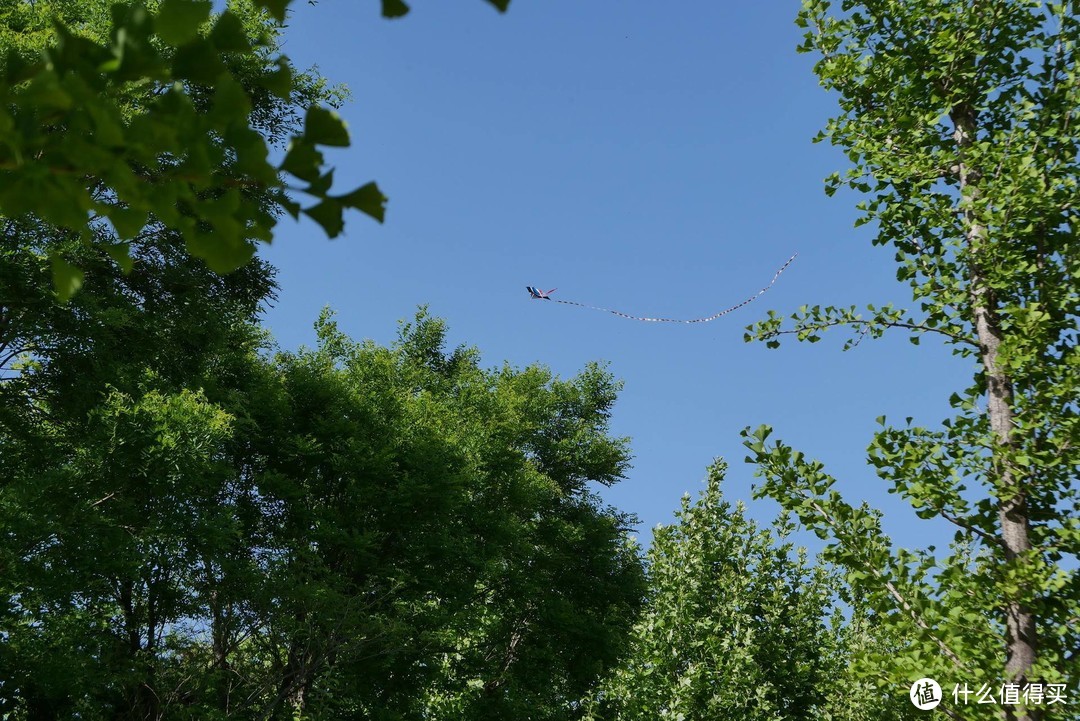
[
  {"left": 1, "top": 1, "right": 645, "bottom": 717},
  {"left": 0, "top": 303, "right": 647, "bottom": 718},
  {"left": 745, "top": 2, "right": 1079, "bottom": 720},
  {"left": 0, "top": 0, "right": 507, "bottom": 286},
  {"left": 585, "top": 459, "right": 920, "bottom": 721},
  {"left": 0, "top": 0, "right": 385, "bottom": 291},
  {"left": 6, "top": 0, "right": 1076, "bottom": 719}
]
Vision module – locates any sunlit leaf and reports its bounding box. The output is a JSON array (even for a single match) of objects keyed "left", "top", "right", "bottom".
[{"left": 51, "top": 256, "right": 84, "bottom": 302}]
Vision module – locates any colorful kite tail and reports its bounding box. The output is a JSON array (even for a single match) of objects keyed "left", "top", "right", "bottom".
[{"left": 545, "top": 252, "right": 798, "bottom": 323}]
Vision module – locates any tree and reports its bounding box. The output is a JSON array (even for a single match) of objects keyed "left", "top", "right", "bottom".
[
  {"left": 257, "top": 311, "right": 645, "bottom": 720},
  {"left": 1, "top": 3, "right": 297, "bottom": 714},
  {"left": 584, "top": 459, "right": 919, "bottom": 721},
  {"left": 0, "top": 0, "right": 339, "bottom": 391},
  {"left": 0, "top": 309, "right": 646, "bottom": 719},
  {"left": 3, "top": 0, "right": 647, "bottom": 715},
  {"left": 0, "top": 385, "right": 243, "bottom": 718},
  {"left": 0, "top": 0, "right": 509, "bottom": 288},
  {"left": 743, "top": 2, "right": 1079, "bottom": 720}
]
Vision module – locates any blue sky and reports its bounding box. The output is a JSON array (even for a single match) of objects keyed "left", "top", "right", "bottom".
[{"left": 258, "top": 1, "right": 973, "bottom": 550}]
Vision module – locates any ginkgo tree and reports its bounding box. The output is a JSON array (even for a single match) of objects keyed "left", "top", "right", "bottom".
[
  {"left": 0, "top": 0, "right": 508, "bottom": 294},
  {"left": 743, "top": 2, "right": 1078, "bottom": 721},
  {"left": 585, "top": 459, "right": 922, "bottom": 721}
]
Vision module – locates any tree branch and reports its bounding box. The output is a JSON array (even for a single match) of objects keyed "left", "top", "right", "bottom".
[
  {"left": 762, "top": 318, "right": 977, "bottom": 347},
  {"left": 802, "top": 496, "right": 970, "bottom": 671},
  {"left": 938, "top": 508, "right": 1006, "bottom": 550}
]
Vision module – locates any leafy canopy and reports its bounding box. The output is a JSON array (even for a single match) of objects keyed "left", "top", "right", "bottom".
[
  {"left": 585, "top": 459, "right": 921, "bottom": 721},
  {"left": 0, "top": 0, "right": 509, "bottom": 293},
  {"left": 0, "top": 308, "right": 645, "bottom": 719},
  {"left": 743, "top": 2, "right": 1079, "bottom": 719}
]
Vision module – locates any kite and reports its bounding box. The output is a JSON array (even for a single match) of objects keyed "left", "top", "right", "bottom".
[
  {"left": 526, "top": 286, "right": 557, "bottom": 300},
  {"left": 526, "top": 252, "right": 798, "bottom": 324}
]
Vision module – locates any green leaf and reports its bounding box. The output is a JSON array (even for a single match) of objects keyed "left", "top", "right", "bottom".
[
  {"left": 281, "top": 139, "right": 323, "bottom": 182},
  {"left": 304, "top": 106, "right": 350, "bottom": 147},
  {"left": 176, "top": 141, "right": 214, "bottom": 186},
  {"left": 185, "top": 227, "right": 255, "bottom": 273},
  {"left": 209, "top": 11, "right": 252, "bottom": 52},
  {"left": 382, "top": 0, "right": 410, "bottom": 18},
  {"left": 156, "top": 0, "right": 212, "bottom": 47},
  {"left": 86, "top": 104, "right": 124, "bottom": 147},
  {"left": 171, "top": 39, "right": 226, "bottom": 82},
  {"left": 306, "top": 169, "right": 334, "bottom": 197},
  {"left": 276, "top": 193, "right": 301, "bottom": 219},
  {"left": 209, "top": 74, "right": 252, "bottom": 128},
  {"left": 337, "top": 181, "right": 387, "bottom": 223},
  {"left": 304, "top": 200, "right": 344, "bottom": 238},
  {"left": 51, "top": 256, "right": 84, "bottom": 302},
  {"left": 485, "top": 0, "right": 510, "bottom": 11},
  {"left": 226, "top": 126, "right": 274, "bottom": 183},
  {"left": 254, "top": 0, "right": 289, "bottom": 22},
  {"left": 105, "top": 243, "right": 134, "bottom": 273},
  {"left": 4, "top": 49, "right": 35, "bottom": 84},
  {"left": 261, "top": 57, "right": 293, "bottom": 99},
  {"left": 34, "top": 176, "right": 93, "bottom": 230},
  {"left": 108, "top": 207, "right": 149, "bottom": 239},
  {"left": 22, "top": 72, "right": 74, "bottom": 110}
]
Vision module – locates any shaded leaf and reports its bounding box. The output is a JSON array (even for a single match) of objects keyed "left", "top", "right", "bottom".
[
  {"left": 382, "top": 0, "right": 410, "bottom": 18},
  {"left": 260, "top": 57, "right": 293, "bottom": 98},
  {"left": 281, "top": 139, "right": 323, "bottom": 182},
  {"left": 156, "top": 0, "right": 212, "bottom": 47},
  {"left": 208, "top": 11, "right": 252, "bottom": 52},
  {"left": 108, "top": 206, "right": 149, "bottom": 239},
  {"left": 304, "top": 106, "right": 350, "bottom": 147},
  {"left": 105, "top": 243, "right": 134, "bottom": 273},
  {"left": 50, "top": 256, "right": 84, "bottom": 302},
  {"left": 185, "top": 226, "right": 255, "bottom": 273},
  {"left": 306, "top": 168, "right": 334, "bottom": 197},
  {"left": 227, "top": 126, "right": 275, "bottom": 182},
  {"left": 209, "top": 73, "right": 253, "bottom": 128},
  {"left": 304, "top": 199, "right": 344, "bottom": 237},
  {"left": 254, "top": 0, "right": 289, "bottom": 23},
  {"left": 171, "top": 39, "right": 226, "bottom": 82},
  {"left": 337, "top": 181, "right": 387, "bottom": 223}
]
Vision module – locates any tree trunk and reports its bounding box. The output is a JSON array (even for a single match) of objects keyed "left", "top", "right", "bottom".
[{"left": 951, "top": 106, "right": 1038, "bottom": 721}]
